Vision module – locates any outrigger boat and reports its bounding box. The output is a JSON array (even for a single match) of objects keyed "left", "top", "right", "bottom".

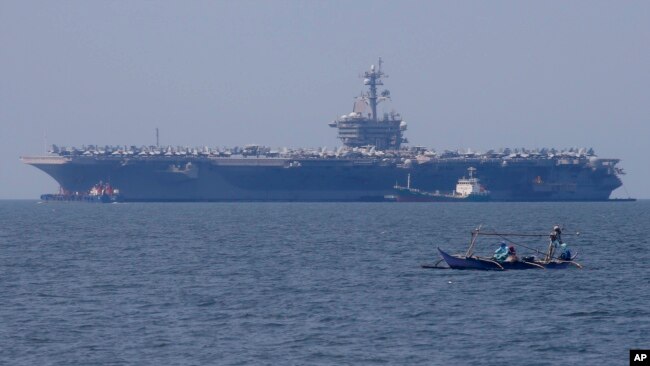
[{"left": 429, "top": 226, "right": 582, "bottom": 270}]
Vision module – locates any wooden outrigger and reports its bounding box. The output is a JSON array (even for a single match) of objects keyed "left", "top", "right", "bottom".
[{"left": 430, "top": 226, "right": 583, "bottom": 271}]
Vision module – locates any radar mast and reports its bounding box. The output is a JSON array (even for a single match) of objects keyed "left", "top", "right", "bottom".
[{"left": 364, "top": 57, "right": 386, "bottom": 122}]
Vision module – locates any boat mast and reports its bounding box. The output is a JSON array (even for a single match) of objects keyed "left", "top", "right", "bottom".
[
  {"left": 465, "top": 224, "right": 482, "bottom": 257},
  {"left": 467, "top": 167, "right": 476, "bottom": 179}
]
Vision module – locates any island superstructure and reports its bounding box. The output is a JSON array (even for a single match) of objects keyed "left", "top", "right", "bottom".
[
  {"left": 22, "top": 60, "right": 625, "bottom": 201},
  {"left": 328, "top": 58, "right": 407, "bottom": 150}
]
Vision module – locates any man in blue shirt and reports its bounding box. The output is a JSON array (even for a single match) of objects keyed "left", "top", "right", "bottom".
[{"left": 493, "top": 241, "right": 508, "bottom": 262}]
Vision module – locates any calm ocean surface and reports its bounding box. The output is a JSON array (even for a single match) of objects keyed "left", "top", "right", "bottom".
[{"left": 1, "top": 200, "right": 648, "bottom": 365}]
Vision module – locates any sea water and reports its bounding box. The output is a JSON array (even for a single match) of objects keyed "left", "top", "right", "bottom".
[{"left": 1, "top": 200, "right": 648, "bottom": 365}]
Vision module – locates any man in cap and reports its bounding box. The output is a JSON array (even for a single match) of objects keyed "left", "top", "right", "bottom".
[{"left": 547, "top": 225, "right": 563, "bottom": 261}]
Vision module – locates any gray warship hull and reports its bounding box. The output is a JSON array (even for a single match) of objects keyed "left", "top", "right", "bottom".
[{"left": 23, "top": 155, "right": 621, "bottom": 202}]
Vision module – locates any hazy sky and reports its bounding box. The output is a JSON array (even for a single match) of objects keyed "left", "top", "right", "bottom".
[{"left": 1, "top": 1, "right": 648, "bottom": 198}]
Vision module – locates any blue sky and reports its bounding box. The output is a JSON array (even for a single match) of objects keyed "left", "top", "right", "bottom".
[{"left": 1, "top": 1, "right": 648, "bottom": 198}]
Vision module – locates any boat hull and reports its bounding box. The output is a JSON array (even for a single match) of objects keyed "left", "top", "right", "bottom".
[
  {"left": 437, "top": 248, "right": 576, "bottom": 270},
  {"left": 437, "top": 248, "right": 504, "bottom": 270},
  {"left": 394, "top": 188, "right": 490, "bottom": 202},
  {"left": 40, "top": 193, "right": 119, "bottom": 203}
]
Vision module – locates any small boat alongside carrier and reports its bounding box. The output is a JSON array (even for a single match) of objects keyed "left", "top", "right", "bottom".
[
  {"left": 392, "top": 167, "right": 490, "bottom": 202},
  {"left": 40, "top": 182, "right": 121, "bottom": 203}
]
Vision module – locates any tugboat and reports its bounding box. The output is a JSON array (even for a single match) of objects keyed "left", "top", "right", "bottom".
[
  {"left": 392, "top": 167, "right": 490, "bottom": 202},
  {"left": 40, "top": 182, "right": 120, "bottom": 203}
]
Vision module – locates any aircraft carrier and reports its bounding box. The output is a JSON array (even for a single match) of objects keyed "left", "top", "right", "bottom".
[{"left": 22, "top": 59, "right": 625, "bottom": 202}]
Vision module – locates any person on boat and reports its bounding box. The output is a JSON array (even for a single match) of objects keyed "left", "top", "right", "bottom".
[
  {"left": 558, "top": 243, "right": 572, "bottom": 261},
  {"left": 548, "top": 225, "right": 563, "bottom": 260},
  {"left": 551, "top": 225, "right": 563, "bottom": 244},
  {"left": 493, "top": 242, "right": 508, "bottom": 262},
  {"left": 505, "top": 245, "right": 519, "bottom": 262}
]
